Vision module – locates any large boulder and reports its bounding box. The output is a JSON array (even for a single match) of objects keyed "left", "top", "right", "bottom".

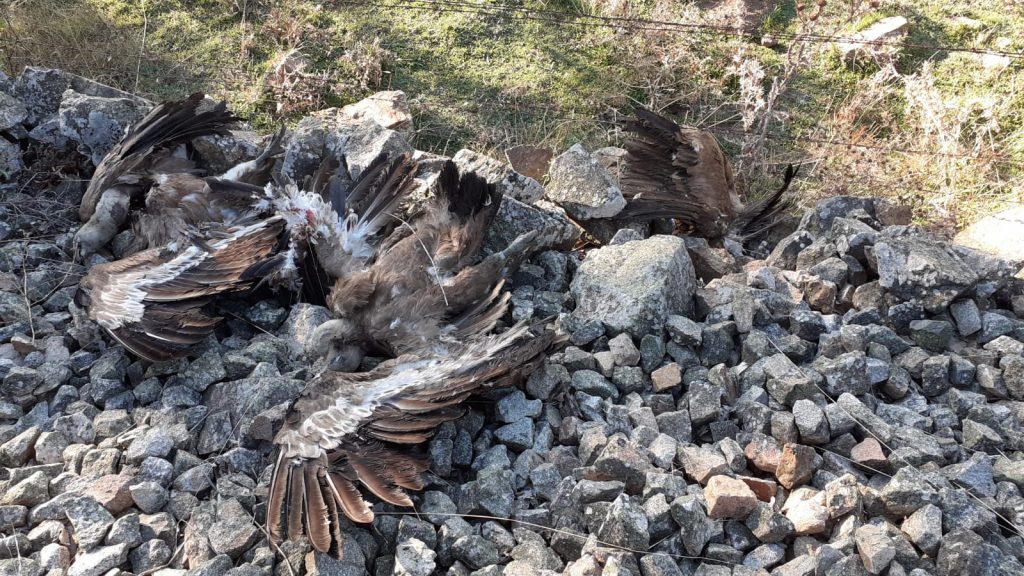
[
  {"left": 14, "top": 67, "right": 144, "bottom": 126},
  {"left": 453, "top": 148, "right": 545, "bottom": 204},
  {"left": 339, "top": 90, "right": 413, "bottom": 138},
  {"left": 569, "top": 235, "right": 696, "bottom": 338},
  {"left": 192, "top": 130, "right": 263, "bottom": 174},
  {"left": 954, "top": 206, "right": 1024, "bottom": 270},
  {"left": 13, "top": 67, "right": 69, "bottom": 126},
  {"left": 504, "top": 144, "right": 553, "bottom": 182},
  {"left": 798, "top": 196, "right": 879, "bottom": 235},
  {"left": 0, "top": 138, "right": 22, "bottom": 179},
  {"left": 281, "top": 112, "right": 412, "bottom": 184},
  {"left": 546, "top": 143, "right": 626, "bottom": 220},
  {"left": 872, "top": 230, "right": 979, "bottom": 312},
  {"left": 58, "top": 90, "right": 151, "bottom": 165},
  {"left": 485, "top": 196, "right": 582, "bottom": 253},
  {"left": 0, "top": 92, "right": 28, "bottom": 132}
]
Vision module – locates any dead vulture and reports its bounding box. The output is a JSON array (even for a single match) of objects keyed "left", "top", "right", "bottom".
[
  {"left": 75, "top": 153, "right": 418, "bottom": 362},
  {"left": 267, "top": 320, "right": 560, "bottom": 557},
  {"left": 311, "top": 160, "right": 555, "bottom": 371},
  {"left": 74, "top": 93, "right": 284, "bottom": 258},
  {"left": 619, "top": 106, "right": 798, "bottom": 242}
]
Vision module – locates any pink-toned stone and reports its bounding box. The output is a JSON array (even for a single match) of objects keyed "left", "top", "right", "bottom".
[
  {"left": 705, "top": 475, "right": 759, "bottom": 520},
  {"left": 875, "top": 199, "right": 913, "bottom": 227},
  {"left": 738, "top": 475, "right": 778, "bottom": 503},
  {"left": 505, "top": 145, "right": 553, "bottom": 182},
  {"left": 651, "top": 363, "right": 682, "bottom": 392},
  {"left": 803, "top": 277, "right": 837, "bottom": 313},
  {"left": 678, "top": 445, "right": 730, "bottom": 485},
  {"left": 84, "top": 474, "right": 135, "bottom": 514},
  {"left": 851, "top": 437, "right": 887, "bottom": 468},
  {"left": 745, "top": 436, "right": 783, "bottom": 474},
  {"left": 776, "top": 443, "right": 816, "bottom": 490}
]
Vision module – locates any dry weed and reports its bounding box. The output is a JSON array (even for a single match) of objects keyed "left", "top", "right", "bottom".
[
  {"left": 265, "top": 49, "right": 332, "bottom": 116},
  {"left": 338, "top": 36, "right": 393, "bottom": 92},
  {"left": 1, "top": 0, "right": 144, "bottom": 89},
  {"left": 902, "top": 61, "right": 1003, "bottom": 221}
]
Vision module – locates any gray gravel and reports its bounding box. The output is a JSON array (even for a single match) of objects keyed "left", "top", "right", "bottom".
[{"left": 3, "top": 70, "right": 1024, "bottom": 576}]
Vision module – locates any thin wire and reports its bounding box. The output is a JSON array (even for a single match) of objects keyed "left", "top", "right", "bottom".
[
  {"left": 809, "top": 381, "right": 1024, "bottom": 539},
  {"left": 344, "top": 94, "right": 1023, "bottom": 167},
  {"left": 372, "top": 511, "right": 739, "bottom": 564},
  {"left": 756, "top": 333, "right": 1024, "bottom": 540},
  {"left": 336, "top": 0, "right": 1024, "bottom": 59}
]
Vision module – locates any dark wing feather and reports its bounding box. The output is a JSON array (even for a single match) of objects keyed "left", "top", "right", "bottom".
[
  {"left": 349, "top": 153, "right": 419, "bottom": 235},
  {"left": 730, "top": 164, "right": 799, "bottom": 240},
  {"left": 619, "top": 106, "right": 737, "bottom": 238},
  {"left": 266, "top": 452, "right": 289, "bottom": 543},
  {"left": 78, "top": 218, "right": 285, "bottom": 362},
  {"left": 287, "top": 465, "right": 306, "bottom": 541},
  {"left": 304, "top": 465, "right": 332, "bottom": 553},
  {"left": 433, "top": 162, "right": 502, "bottom": 271},
  {"left": 82, "top": 93, "right": 240, "bottom": 220}
]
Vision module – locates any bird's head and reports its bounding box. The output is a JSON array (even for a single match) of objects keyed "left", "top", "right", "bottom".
[
  {"left": 73, "top": 224, "right": 106, "bottom": 261},
  {"left": 308, "top": 318, "right": 366, "bottom": 372},
  {"left": 74, "top": 284, "right": 92, "bottom": 308}
]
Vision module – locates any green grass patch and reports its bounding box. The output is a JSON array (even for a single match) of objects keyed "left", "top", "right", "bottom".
[{"left": 3, "top": 0, "right": 1022, "bottom": 228}]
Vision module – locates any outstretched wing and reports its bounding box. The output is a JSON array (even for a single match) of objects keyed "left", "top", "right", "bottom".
[
  {"left": 77, "top": 217, "right": 284, "bottom": 361},
  {"left": 81, "top": 93, "right": 241, "bottom": 221},
  {"left": 619, "top": 106, "right": 738, "bottom": 238},
  {"left": 267, "top": 322, "right": 560, "bottom": 557}
]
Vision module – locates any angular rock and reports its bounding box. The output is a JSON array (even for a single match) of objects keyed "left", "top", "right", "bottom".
[
  {"left": 954, "top": 205, "right": 1024, "bottom": 265},
  {"left": 901, "top": 503, "right": 942, "bottom": 557},
  {"left": 837, "top": 16, "right": 909, "bottom": 61},
  {"left": 66, "top": 543, "right": 129, "bottom": 576},
  {"left": 704, "top": 475, "right": 758, "bottom": 520},
  {"left": 873, "top": 234, "right": 978, "bottom": 313},
  {"left": 570, "top": 235, "right": 696, "bottom": 338},
  {"left": 745, "top": 502, "right": 794, "bottom": 543},
  {"left": 546, "top": 143, "right": 626, "bottom": 219},
  {"left": 776, "top": 443, "right": 817, "bottom": 489},
  {"left": 596, "top": 494, "right": 649, "bottom": 550},
  {"left": 485, "top": 196, "right": 581, "bottom": 252},
  {"left": 65, "top": 495, "right": 116, "bottom": 549},
  {"left": 453, "top": 148, "right": 545, "bottom": 204},
  {"left": 58, "top": 90, "right": 149, "bottom": 165},
  {"left": 395, "top": 538, "right": 436, "bottom": 576},
  {"left": 854, "top": 524, "right": 895, "bottom": 574}
]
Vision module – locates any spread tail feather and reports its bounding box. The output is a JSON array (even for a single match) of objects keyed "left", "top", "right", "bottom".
[
  {"left": 730, "top": 164, "right": 798, "bottom": 240},
  {"left": 437, "top": 160, "right": 502, "bottom": 222},
  {"left": 267, "top": 447, "right": 429, "bottom": 558}
]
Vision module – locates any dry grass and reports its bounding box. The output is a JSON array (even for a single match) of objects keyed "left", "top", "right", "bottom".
[{"left": 2, "top": 0, "right": 1022, "bottom": 229}]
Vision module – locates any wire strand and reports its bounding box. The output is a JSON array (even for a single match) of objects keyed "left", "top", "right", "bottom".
[{"left": 334, "top": 0, "right": 1024, "bottom": 59}]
